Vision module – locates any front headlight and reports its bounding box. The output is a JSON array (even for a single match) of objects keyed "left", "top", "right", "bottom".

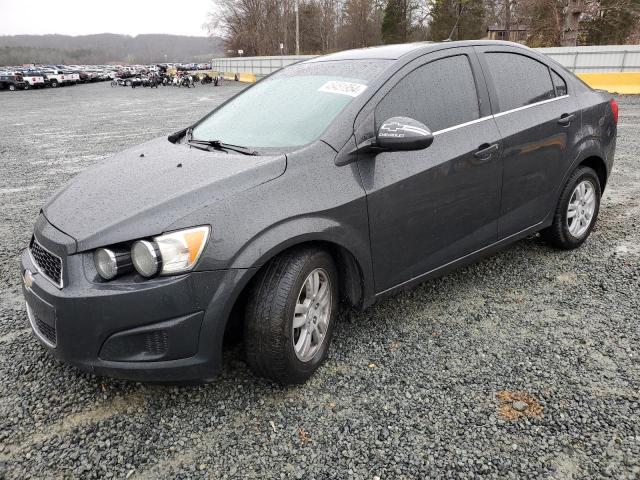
[
  {"left": 94, "top": 247, "right": 133, "bottom": 280},
  {"left": 131, "top": 240, "right": 161, "bottom": 277},
  {"left": 131, "top": 226, "right": 210, "bottom": 277}
]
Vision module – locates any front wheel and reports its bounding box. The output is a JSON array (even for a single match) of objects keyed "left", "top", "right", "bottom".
[
  {"left": 24, "top": 83, "right": 30, "bottom": 90},
  {"left": 244, "top": 248, "right": 338, "bottom": 384},
  {"left": 541, "top": 166, "right": 601, "bottom": 249}
]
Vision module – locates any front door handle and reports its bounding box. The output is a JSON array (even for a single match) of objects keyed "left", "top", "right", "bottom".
[
  {"left": 473, "top": 143, "right": 499, "bottom": 159},
  {"left": 558, "top": 113, "right": 575, "bottom": 126}
]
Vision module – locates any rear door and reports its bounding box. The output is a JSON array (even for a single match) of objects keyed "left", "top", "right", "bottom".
[
  {"left": 475, "top": 46, "right": 582, "bottom": 239},
  {"left": 356, "top": 48, "right": 503, "bottom": 293}
]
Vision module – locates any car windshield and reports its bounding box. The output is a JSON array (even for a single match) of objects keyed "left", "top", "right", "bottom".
[{"left": 191, "top": 60, "right": 390, "bottom": 149}]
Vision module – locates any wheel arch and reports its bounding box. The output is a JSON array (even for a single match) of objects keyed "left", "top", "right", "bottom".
[
  {"left": 238, "top": 237, "right": 367, "bottom": 309},
  {"left": 543, "top": 142, "right": 609, "bottom": 229},
  {"left": 221, "top": 237, "right": 370, "bottom": 345},
  {"left": 578, "top": 155, "right": 608, "bottom": 192}
]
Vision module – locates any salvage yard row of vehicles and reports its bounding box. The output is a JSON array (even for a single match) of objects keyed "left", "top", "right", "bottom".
[
  {"left": 0, "top": 62, "right": 215, "bottom": 92},
  {"left": 0, "top": 66, "right": 105, "bottom": 91}
]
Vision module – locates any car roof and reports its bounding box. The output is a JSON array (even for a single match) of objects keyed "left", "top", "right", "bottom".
[{"left": 305, "top": 40, "right": 534, "bottom": 62}]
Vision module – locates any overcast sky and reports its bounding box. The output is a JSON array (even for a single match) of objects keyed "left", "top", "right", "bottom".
[{"left": 0, "top": 0, "right": 213, "bottom": 36}]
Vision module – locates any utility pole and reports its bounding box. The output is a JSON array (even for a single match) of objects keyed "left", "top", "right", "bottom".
[{"left": 295, "top": 0, "right": 300, "bottom": 55}]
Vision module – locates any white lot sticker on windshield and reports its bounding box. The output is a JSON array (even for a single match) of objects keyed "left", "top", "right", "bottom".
[{"left": 318, "top": 81, "right": 367, "bottom": 97}]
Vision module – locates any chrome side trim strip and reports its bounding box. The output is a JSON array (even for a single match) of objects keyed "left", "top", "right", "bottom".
[
  {"left": 431, "top": 95, "right": 570, "bottom": 136},
  {"left": 433, "top": 115, "right": 493, "bottom": 135},
  {"left": 492, "top": 95, "right": 569, "bottom": 119}
]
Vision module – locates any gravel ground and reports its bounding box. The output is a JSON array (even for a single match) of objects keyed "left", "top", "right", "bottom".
[{"left": 0, "top": 84, "right": 638, "bottom": 480}]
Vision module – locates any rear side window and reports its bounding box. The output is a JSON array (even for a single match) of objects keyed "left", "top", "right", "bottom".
[
  {"left": 551, "top": 70, "right": 568, "bottom": 96},
  {"left": 484, "top": 52, "right": 555, "bottom": 112},
  {"left": 375, "top": 55, "right": 480, "bottom": 133}
]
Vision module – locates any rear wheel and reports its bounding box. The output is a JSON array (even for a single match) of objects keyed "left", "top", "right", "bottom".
[
  {"left": 541, "top": 166, "right": 601, "bottom": 249},
  {"left": 24, "top": 83, "right": 30, "bottom": 90},
  {"left": 50, "top": 80, "right": 59, "bottom": 88},
  {"left": 244, "top": 248, "right": 338, "bottom": 384},
  {"left": 9, "top": 84, "right": 16, "bottom": 91}
]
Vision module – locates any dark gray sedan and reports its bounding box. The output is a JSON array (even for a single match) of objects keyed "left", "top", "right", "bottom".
[{"left": 20, "top": 41, "right": 617, "bottom": 384}]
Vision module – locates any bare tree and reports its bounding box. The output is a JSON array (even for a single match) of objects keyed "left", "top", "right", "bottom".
[{"left": 206, "top": 0, "right": 640, "bottom": 57}]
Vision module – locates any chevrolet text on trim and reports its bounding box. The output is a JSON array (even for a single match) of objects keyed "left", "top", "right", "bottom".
[{"left": 21, "top": 41, "right": 617, "bottom": 385}]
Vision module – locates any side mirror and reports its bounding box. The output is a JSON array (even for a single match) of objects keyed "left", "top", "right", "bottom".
[{"left": 377, "top": 116, "right": 434, "bottom": 151}]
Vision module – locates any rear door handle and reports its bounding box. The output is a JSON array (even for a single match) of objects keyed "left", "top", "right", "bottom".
[
  {"left": 558, "top": 113, "right": 575, "bottom": 126},
  {"left": 473, "top": 143, "right": 499, "bottom": 159}
]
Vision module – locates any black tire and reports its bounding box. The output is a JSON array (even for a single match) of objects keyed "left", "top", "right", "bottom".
[
  {"left": 9, "top": 84, "right": 16, "bottom": 91},
  {"left": 541, "top": 166, "right": 601, "bottom": 249},
  {"left": 50, "top": 80, "right": 59, "bottom": 88},
  {"left": 24, "top": 83, "right": 30, "bottom": 90},
  {"left": 244, "top": 248, "right": 339, "bottom": 384}
]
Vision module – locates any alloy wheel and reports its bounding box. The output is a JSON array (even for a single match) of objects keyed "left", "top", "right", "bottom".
[
  {"left": 567, "top": 179, "right": 596, "bottom": 238},
  {"left": 292, "top": 268, "right": 332, "bottom": 362}
]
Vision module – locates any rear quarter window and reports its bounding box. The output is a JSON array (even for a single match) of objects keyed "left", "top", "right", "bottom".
[
  {"left": 484, "top": 52, "right": 555, "bottom": 112},
  {"left": 551, "top": 70, "right": 568, "bottom": 96}
]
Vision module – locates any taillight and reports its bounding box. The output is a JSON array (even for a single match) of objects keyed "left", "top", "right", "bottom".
[{"left": 610, "top": 98, "right": 618, "bottom": 124}]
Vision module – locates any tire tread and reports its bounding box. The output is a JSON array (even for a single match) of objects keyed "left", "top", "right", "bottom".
[
  {"left": 244, "top": 248, "right": 314, "bottom": 383},
  {"left": 541, "top": 166, "right": 601, "bottom": 249}
]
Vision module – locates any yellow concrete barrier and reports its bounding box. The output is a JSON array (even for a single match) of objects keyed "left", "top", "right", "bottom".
[
  {"left": 216, "top": 71, "right": 257, "bottom": 83},
  {"left": 238, "top": 72, "right": 257, "bottom": 83},
  {"left": 577, "top": 72, "right": 640, "bottom": 94}
]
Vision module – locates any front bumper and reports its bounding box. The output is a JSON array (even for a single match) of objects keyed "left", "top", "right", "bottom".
[{"left": 20, "top": 240, "right": 252, "bottom": 383}]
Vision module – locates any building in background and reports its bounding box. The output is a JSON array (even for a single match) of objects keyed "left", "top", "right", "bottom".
[{"left": 486, "top": 24, "right": 527, "bottom": 43}]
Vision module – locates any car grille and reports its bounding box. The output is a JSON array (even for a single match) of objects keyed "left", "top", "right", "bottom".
[
  {"left": 26, "top": 303, "right": 57, "bottom": 347},
  {"left": 30, "top": 238, "right": 63, "bottom": 288}
]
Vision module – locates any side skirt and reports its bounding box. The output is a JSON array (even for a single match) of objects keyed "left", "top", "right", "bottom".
[{"left": 373, "top": 221, "right": 546, "bottom": 303}]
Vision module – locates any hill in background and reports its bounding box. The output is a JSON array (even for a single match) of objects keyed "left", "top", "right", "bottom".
[{"left": 0, "top": 33, "right": 225, "bottom": 65}]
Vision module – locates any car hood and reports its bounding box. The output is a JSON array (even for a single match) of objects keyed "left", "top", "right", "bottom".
[{"left": 43, "top": 137, "right": 286, "bottom": 253}]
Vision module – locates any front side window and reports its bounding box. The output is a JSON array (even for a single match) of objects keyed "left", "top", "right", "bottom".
[
  {"left": 192, "top": 60, "right": 390, "bottom": 149},
  {"left": 484, "top": 52, "right": 555, "bottom": 112},
  {"left": 375, "top": 55, "right": 480, "bottom": 133}
]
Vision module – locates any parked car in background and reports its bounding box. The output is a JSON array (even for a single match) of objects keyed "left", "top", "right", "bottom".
[{"left": 0, "top": 74, "right": 26, "bottom": 91}]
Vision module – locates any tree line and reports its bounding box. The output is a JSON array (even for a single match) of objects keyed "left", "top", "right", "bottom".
[
  {"left": 0, "top": 34, "right": 225, "bottom": 66},
  {"left": 207, "top": 0, "right": 640, "bottom": 56}
]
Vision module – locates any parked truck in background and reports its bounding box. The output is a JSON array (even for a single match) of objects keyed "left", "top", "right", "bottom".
[
  {"left": 20, "top": 72, "right": 47, "bottom": 89},
  {"left": 41, "top": 70, "right": 78, "bottom": 87}
]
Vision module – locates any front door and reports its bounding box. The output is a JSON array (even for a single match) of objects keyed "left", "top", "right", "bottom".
[{"left": 356, "top": 49, "right": 503, "bottom": 293}]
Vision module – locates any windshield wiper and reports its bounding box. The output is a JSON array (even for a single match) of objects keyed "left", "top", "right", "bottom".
[
  {"left": 189, "top": 139, "right": 258, "bottom": 156},
  {"left": 185, "top": 128, "right": 258, "bottom": 156}
]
